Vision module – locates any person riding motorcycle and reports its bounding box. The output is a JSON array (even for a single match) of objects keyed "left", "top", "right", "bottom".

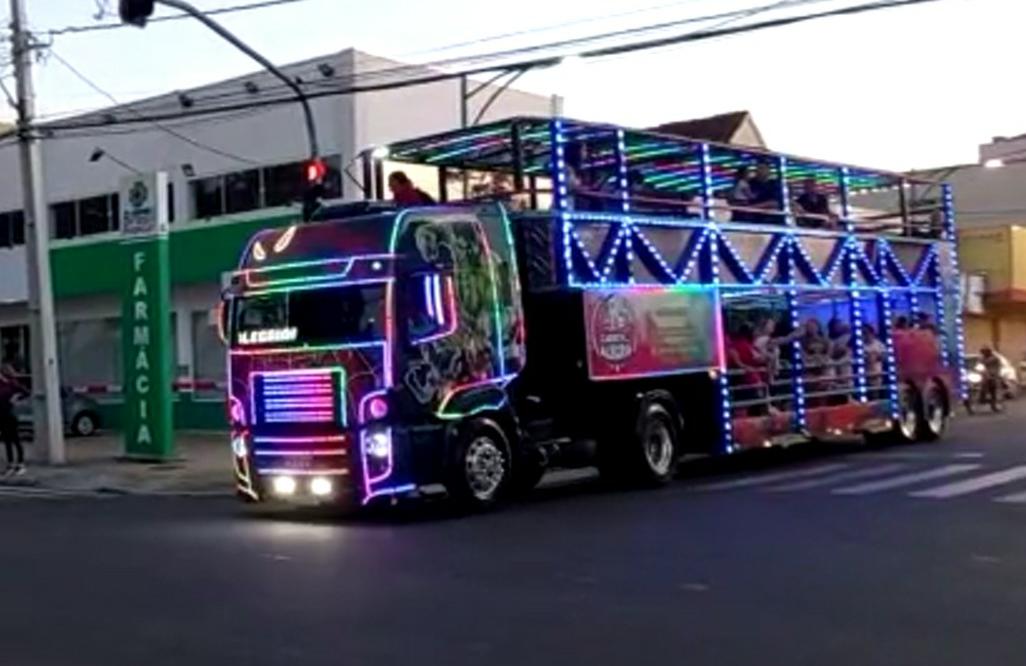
[{"left": 979, "top": 347, "right": 1004, "bottom": 410}]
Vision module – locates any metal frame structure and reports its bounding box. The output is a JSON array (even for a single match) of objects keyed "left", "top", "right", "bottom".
[{"left": 373, "top": 116, "right": 967, "bottom": 452}]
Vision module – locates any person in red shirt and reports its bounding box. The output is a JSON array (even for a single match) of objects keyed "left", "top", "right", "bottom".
[
  {"left": 388, "top": 171, "right": 436, "bottom": 207},
  {"left": 728, "top": 323, "right": 769, "bottom": 414}
]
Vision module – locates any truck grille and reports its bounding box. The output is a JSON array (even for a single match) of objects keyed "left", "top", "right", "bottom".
[{"left": 252, "top": 369, "right": 344, "bottom": 426}]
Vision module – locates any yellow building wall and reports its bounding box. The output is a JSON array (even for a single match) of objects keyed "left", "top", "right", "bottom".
[
  {"left": 958, "top": 227, "right": 1011, "bottom": 292},
  {"left": 1011, "top": 226, "right": 1026, "bottom": 294}
]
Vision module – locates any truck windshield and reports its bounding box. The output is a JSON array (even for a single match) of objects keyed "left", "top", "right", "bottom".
[{"left": 233, "top": 283, "right": 386, "bottom": 347}]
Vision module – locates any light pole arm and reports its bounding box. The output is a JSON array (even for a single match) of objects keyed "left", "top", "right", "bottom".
[{"left": 156, "top": 0, "right": 320, "bottom": 158}]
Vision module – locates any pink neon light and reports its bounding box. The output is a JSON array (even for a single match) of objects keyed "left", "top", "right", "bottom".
[
  {"left": 368, "top": 396, "right": 389, "bottom": 420},
  {"left": 229, "top": 395, "right": 246, "bottom": 426},
  {"left": 359, "top": 389, "right": 389, "bottom": 425},
  {"left": 254, "top": 435, "right": 346, "bottom": 444},
  {"left": 253, "top": 449, "right": 347, "bottom": 457}
]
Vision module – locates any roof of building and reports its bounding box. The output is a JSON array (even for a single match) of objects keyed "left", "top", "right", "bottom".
[{"left": 650, "top": 111, "right": 765, "bottom": 147}]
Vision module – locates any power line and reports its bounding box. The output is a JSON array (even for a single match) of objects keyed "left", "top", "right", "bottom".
[
  {"left": 40, "top": 0, "right": 944, "bottom": 133},
  {"left": 46, "top": 0, "right": 311, "bottom": 36},
  {"left": 46, "top": 48, "right": 258, "bottom": 164},
  {"left": 75, "top": 0, "right": 833, "bottom": 119}
]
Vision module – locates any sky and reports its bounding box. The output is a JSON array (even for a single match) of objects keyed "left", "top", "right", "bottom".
[{"left": 2, "top": 0, "right": 1024, "bottom": 171}]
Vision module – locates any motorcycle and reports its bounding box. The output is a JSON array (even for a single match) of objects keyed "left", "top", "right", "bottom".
[{"left": 965, "top": 366, "right": 1004, "bottom": 414}]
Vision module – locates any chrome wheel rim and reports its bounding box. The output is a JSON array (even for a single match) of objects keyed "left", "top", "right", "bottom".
[
  {"left": 643, "top": 419, "right": 674, "bottom": 476},
  {"left": 927, "top": 395, "right": 945, "bottom": 434},
  {"left": 465, "top": 437, "right": 505, "bottom": 501},
  {"left": 899, "top": 389, "right": 917, "bottom": 439}
]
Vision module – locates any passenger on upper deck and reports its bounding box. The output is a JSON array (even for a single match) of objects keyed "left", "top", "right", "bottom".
[
  {"left": 728, "top": 166, "right": 755, "bottom": 216},
  {"left": 793, "top": 178, "right": 836, "bottom": 229},
  {"left": 749, "top": 162, "right": 784, "bottom": 224},
  {"left": 389, "top": 171, "right": 436, "bottom": 207}
]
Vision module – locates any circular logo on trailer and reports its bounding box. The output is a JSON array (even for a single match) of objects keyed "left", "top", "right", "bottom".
[
  {"left": 591, "top": 294, "right": 638, "bottom": 364},
  {"left": 128, "top": 181, "right": 149, "bottom": 210}
]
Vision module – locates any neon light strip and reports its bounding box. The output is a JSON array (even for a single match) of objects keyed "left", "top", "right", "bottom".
[
  {"left": 436, "top": 374, "right": 516, "bottom": 419},
  {"left": 424, "top": 274, "right": 435, "bottom": 320},
  {"left": 432, "top": 274, "right": 445, "bottom": 325},
  {"left": 241, "top": 276, "right": 392, "bottom": 298},
  {"left": 244, "top": 258, "right": 355, "bottom": 289},
  {"left": 257, "top": 468, "right": 349, "bottom": 476},
  {"left": 230, "top": 340, "right": 386, "bottom": 356},
  {"left": 254, "top": 449, "right": 347, "bottom": 457},
  {"left": 362, "top": 484, "right": 416, "bottom": 505},
  {"left": 413, "top": 275, "right": 459, "bottom": 345},
  {"left": 254, "top": 435, "right": 346, "bottom": 444}
]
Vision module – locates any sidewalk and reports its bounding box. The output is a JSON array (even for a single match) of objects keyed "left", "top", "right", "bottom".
[{"left": 1, "top": 432, "right": 233, "bottom": 496}]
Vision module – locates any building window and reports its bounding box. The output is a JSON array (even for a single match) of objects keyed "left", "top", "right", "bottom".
[
  {"left": 79, "top": 195, "right": 112, "bottom": 236},
  {"left": 53, "top": 201, "right": 77, "bottom": 239},
  {"left": 263, "top": 162, "right": 303, "bottom": 207},
  {"left": 57, "top": 318, "right": 121, "bottom": 388},
  {"left": 192, "top": 155, "right": 344, "bottom": 220},
  {"left": 226, "top": 169, "right": 260, "bottom": 214},
  {"left": 191, "top": 309, "right": 225, "bottom": 388},
  {"left": 10, "top": 211, "right": 25, "bottom": 246},
  {"left": 50, "top": 194, "right": 119, "bottom": 239},
  {"left": 0, "top": 211, "right": 16, "bottom": 248},
  {"left": 0, "top": 325, "right": 28, "bottom": 373},
  {"left": 192, "top": 176, "right": 225, "bottom": 219}
]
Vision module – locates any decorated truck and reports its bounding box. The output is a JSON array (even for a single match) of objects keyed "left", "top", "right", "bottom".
[{"left": 222, "top": 117, "right": 965, "bottom": 509}]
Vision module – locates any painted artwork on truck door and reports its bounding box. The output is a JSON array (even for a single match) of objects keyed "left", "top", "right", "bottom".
[{"left": 392, "top": 205, "right": 525, "bottom": 416}]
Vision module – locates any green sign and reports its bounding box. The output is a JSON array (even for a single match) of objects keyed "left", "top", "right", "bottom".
[{"left": 120, "top": 173, "right": 174, "bottom": 460}]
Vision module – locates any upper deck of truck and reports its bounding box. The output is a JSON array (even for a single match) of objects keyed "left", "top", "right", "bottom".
[{"left": 362, "top": 115, "right": 951, "bottom": 243}]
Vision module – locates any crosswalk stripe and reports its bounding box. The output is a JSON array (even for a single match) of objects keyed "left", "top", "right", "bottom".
[
  {"left": 698, "top": 463, "right": 850, "bottom": 491},
  {"left": 768, "top": 464, "right": 907, "bottom": 492},
  {"left": 993, "top": 490, "right": 1026, "bottom": 504},
  {"left": 832, "top": 464, "right": 980, "bottom": 496},
  {"left": 909, "top": 466, "right": 1026, "bottom": 499}
]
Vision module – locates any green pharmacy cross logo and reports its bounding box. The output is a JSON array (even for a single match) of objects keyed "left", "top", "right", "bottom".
[{"left": 128, "top": 181, "right": 149, "bottom": 210}]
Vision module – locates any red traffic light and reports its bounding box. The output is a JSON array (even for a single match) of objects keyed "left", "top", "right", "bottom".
[
  {"left": 119, "top": 0, "right": 155, "bottom": 27},
  {"left": 305, "top": 159, "right": 327, "bottom": 184}
]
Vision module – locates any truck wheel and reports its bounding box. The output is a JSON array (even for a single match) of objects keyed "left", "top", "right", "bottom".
[
  {"left": 871, "top": 383, "right": 921, "bottom": 446},
  {"left": 600, "top": 400, "right": 680, "bottom": 487},
  {"left": 445, "top": 419, "right": 512, "bottom": 511},
  {"left": 916, "top": 381, "right": 948, "bottom": 442}
]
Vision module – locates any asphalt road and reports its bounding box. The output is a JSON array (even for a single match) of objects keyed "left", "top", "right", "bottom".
[{"left": 3, "top": 405, "right": 1026, "bottom": 666}]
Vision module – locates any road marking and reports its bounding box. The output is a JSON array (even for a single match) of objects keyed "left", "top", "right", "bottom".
[
  {"left": 993, "top": 490, "right": 1026, "bottom": 504},
  {"left": 909, "top": 466, "right": 1026, "bottom": 499},
  {"left": 832, "top": 464, "right": 980, "bottom": 496},
  {"left": 767, "top": 464, "right": 907, "bottom": 492},
  {"left": 698, "top": 463, "right": 850, "bottom": 491},
  {"left": 0, "top": 486, "right": 105, "bottom": 500}
]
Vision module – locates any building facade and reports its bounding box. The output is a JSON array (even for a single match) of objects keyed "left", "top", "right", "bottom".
[{"left": 0, "top": 49, "right": 555, "bottom": 429}]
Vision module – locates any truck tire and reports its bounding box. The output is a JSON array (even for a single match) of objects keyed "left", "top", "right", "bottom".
[
  {"left": 916, "top": 381, "right": 948, "bottom": 442},
  {"left": 445, "top": 418, "right": 512, "bottom": 511},
  {"left": 869, "top": 383, "right": 921, "bottom": 446},
  {"left": 599, "top": 399, "right": 680, "bottom": 487}
]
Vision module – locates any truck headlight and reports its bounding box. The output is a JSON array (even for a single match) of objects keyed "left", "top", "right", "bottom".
[{"left": 967, "top": 371, "right": 982, "bottom": 384}]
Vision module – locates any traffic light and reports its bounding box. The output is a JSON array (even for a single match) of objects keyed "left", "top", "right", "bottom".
[
  {"left": 302, "top": 158, "right": 327, "bottom": 221},
  {"left": 305, "top": 158, "right": 327, "bottom": 185},
  {"left": 119, "top": 0, "right": 156, "bottom": 27}
]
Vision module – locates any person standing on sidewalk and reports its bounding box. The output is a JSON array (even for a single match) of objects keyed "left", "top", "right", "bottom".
[{"left": 0, "top": 362, "right": 27, "bottom": 476}]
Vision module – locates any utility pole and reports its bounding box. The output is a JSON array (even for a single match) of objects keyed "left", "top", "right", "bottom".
[{"left": 9, "top": 0, "right": 67, "bottom": 464}]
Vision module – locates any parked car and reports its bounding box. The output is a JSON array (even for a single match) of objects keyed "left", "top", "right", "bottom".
[
  {"left": 965, "top": 351, "right": 1020, "bottom": 404},
  {"left": 13, "top": 388, "right": 102, "bottom": 437}
]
